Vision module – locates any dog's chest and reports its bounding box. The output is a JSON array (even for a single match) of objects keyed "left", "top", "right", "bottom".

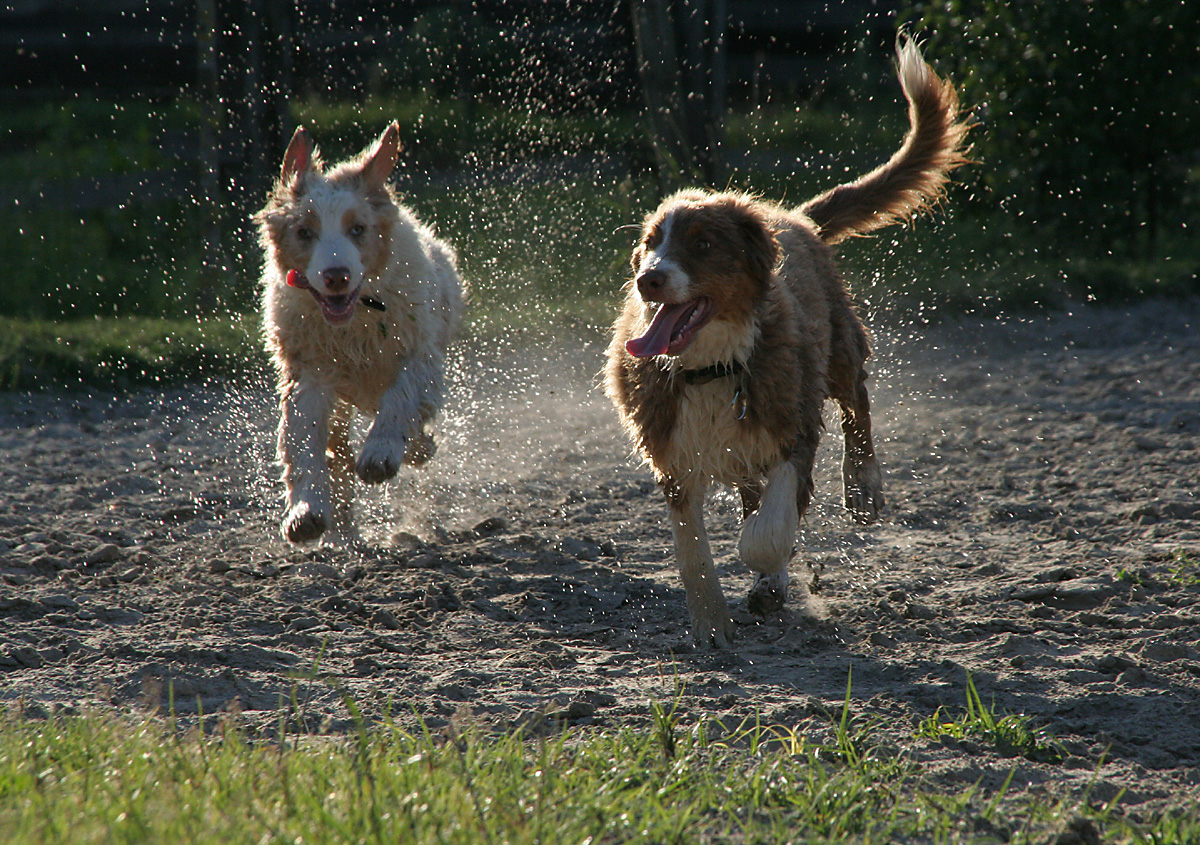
[
  {"left": 270, "top": 297, "right": 418, "bottom": 409},
  {"left": 662, "top": 380, "right": 783, "bottom": 485}
]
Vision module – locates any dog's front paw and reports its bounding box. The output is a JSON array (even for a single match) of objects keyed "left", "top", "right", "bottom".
[
  {"left": 844, "top": 459, "right": 884, "bottom": 524},
  {"left": 747, "top": 570, "right": 789, "bottom": 616},
  {"left": 283, "top": 501, "right": 328, "bottom": 544},
  {"left": 356, "top": 438, "right": 405, "bottom": 484},
  {"left": 690, "top": 606, "right": 736, "bottom": 649}
]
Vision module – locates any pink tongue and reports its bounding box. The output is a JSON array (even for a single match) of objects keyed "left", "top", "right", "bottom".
[{"left": 626, "top": 302, "right": 692, "bottom": 358}]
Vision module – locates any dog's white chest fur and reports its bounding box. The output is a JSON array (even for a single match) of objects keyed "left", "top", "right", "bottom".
[{"left": 665, "top": 379, "right": 783, "bottom": 486}]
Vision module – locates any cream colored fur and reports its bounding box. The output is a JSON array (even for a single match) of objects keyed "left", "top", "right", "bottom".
[
  {"left": 259, "top": 123, "right": 464, "bottom": 545},
  {"left": 664, "top": 380, "right": 783, "bottom": 487},
  {"left": 739, "top": 462, "right": 799, "bottom": 575}
]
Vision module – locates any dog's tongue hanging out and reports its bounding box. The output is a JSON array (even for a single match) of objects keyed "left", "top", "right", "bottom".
[{"left": 626, "top": 300, "right": 710, "bottom": 358}]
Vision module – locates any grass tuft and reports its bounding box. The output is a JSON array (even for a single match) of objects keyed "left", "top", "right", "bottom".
[
  {"left": 1166, "top": 549, "right": 1200, "bottom": 587},
  {"left": 915, "top": 673, "right": 1065, "bottom": 763}
]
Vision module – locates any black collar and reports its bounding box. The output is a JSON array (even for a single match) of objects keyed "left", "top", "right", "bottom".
[{"left": 680, "top": 360, "right": 745, "bottom": 385}]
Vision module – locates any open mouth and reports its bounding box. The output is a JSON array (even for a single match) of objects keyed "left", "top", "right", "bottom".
[
  {"left": 314, "top": 289, "right": 361, "bottom": 325},
  {"left": 285, "top": 270, "right": 363, "bottom": 325},
  {"left": 625, "top": 297, "right": 713, "bottom": 358}
]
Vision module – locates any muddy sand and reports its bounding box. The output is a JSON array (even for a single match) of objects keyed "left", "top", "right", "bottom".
[{"left": 2, "top": 297, "right": 1198, "bottom": 814}]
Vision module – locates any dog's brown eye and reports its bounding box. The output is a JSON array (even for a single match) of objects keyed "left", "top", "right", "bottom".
[
  {"left": 348, "top": 223, "right": 366, "bottom": 238},
  {"left": 696, "top": 238, "right": 710, "bottom": 251},
  {"left": 296, "top": 226, "right": 313, "bottom": 242}
]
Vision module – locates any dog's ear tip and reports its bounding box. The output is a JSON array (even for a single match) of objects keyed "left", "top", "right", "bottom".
[{"left": 375, "top": 122, "right": 402, "bottom": 159}]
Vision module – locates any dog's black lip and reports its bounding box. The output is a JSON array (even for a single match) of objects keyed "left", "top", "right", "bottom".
[{"left": 301, "top": 284, "right": 387, "bottom": 323}]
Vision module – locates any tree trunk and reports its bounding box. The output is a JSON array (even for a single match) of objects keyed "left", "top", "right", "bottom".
[{"left": 631, "top": 0, "right": 728, "bottom": 192}]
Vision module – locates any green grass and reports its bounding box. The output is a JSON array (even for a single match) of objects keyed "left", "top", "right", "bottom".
[
  {"left": 0, "top": 316, "right": 267, "bottom": 392},
  {"left": 0, "top": 692, "right": 1195, "bottom": 844},
  {"left": 0, "top": 96, "right": 191, "bottom": 185},
  {"left": 1114, "top": 548, "right": 1200, "bottom": 591},
  {"left": 1167, "top": 549, "right": 1200, "bottom": 587},
  {"left": 291, "top": 91, "right": 640, "bottom": 171},
  {"left": 915, "top": 674, "right": 1065, "bottom": 764}
]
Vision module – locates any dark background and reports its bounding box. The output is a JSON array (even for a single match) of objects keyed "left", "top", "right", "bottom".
[{"left": 2, "top": 0, "right": 1197, "bottom": 324}]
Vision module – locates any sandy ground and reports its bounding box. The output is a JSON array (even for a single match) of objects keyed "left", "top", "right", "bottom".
[{"left": 2, "top": 297, "right": 1198, "bottom": 814}]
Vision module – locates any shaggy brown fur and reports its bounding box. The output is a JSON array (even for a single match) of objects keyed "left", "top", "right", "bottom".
[{"left": 605, "top": 36, "right": 970, "bottom": 646}]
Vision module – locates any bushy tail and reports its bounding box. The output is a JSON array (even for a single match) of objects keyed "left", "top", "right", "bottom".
[{"left": 800, "top": 35, "right": 971, "bottom": 244}]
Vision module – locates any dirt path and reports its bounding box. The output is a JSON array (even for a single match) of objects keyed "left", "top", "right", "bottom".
[{"left": 2, "top": 298, "right": 1198, "bottom": 812}]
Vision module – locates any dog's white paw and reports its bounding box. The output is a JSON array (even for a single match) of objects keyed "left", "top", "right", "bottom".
[
  {"left": 747, "top": 570, "right": 789, "bottom": 616},
  {"left": 739, "top": 462, "right": 798, "bottom": 574},
  {"left": 356, "top": 437, "right": 405, "bottom": 484},
  {"left": 282, "top": 501, "right": 329, "bottom": 544},
  {"left": 739, "top": 509, "right": 796, "bottom": 574}
]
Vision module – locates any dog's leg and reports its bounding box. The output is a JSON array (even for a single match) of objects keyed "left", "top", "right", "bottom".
[
  {"left": 739, "top": 462, "right": 799, "bottom": 615},
  {"left": 358, "top": 353, "right": 443, "bottom": 483},
  {"left": 278, "top": 380, "right": 334, "bottom": 543},
  {"left": 669, "top": 481, "right": 735, "bottom": 648},
  {"left": 737, "top": 481, "right": 762, "bottom": 520},
  {"left": 837, "top": 370, "right": 884, "bottom": 524},
  {"left": 325, "top": 401, "right": 362, "bottom": 547}
]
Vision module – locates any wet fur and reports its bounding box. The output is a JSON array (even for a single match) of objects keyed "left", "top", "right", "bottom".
[
  {"left": 605, "top": 37, "right": 969, "bottom": 646},
  {"left": 257, "top": 123, "right": 464, "bottom": 546}
]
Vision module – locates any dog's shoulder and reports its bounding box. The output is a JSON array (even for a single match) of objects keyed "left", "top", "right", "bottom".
[{"left": 733, "top": 278, "right": 809, "bottom": 439}]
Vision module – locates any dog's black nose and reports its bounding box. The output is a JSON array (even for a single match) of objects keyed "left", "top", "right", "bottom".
[
  {"left": 636, "top": 268, "right": 667, "bottom": 301},
  {"left": 322, "top": 267, "right": 352, "bottom": 292}
]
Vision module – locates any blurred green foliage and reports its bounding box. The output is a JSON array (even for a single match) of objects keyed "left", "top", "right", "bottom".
[
  {"left": 0, "top": 316, "right": 265, "bottom": 392},
  {"left": 3, "top": 6, "right": 1198, "bottom": 376},
  {"left": 908, "top": 0, "right": 1200, "bottom": 258}
]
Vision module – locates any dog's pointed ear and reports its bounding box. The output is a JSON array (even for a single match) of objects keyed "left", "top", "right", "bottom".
[
  {"left": 281, "top": 126, "right": 317, "bottom": 181},
  {"left": 361, "top": 122, "right": 402, "bottom": 190}
]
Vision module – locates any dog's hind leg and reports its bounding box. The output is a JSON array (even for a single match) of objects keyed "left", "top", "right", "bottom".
[
  {"left": 668, "top": 480, "right": 735, "bottom": 648},
  {"left": 834, "top": 368, "right": 884, "bottom": 524},
  {"left": 278, "top": 380, "right": 334, "bottom": 543},
  {"left": 737, "top": 481, "right": 762, "bottom": 520},
  {"left": 739, "top": 462, "right": 799, "bottom": 615},
  {"left": 325, "top": 401, "right": 362, "bottom": 547}
]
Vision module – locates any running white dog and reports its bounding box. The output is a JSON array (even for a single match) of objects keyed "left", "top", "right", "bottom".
[{"left": 256, "top": 123, "right": 464, "bottom": 545}]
